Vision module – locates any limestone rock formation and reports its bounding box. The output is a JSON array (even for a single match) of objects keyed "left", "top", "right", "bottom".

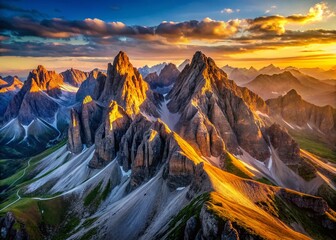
[
  {"left": 167, "top": 51, "right": 270, "bottom": 161},
  {"left": 1, "top": 65, "right": 77, "bottom": 126},
  {"left": 89, "top": 101, "right": 131, "bottom": 168},
  {"left": 76, "top": 69, "right": 105, "bottom": 102},
  {"left": 67, "top": 108, "right": 83, "bottom": 154},
  {"left": 130, "top": 120, "right": 169, "bottom": 188},
  {"left": 81, "top": 95, "right": 102, "bottom": 146},
  {"left": 118, "top": 114, "right": 153, "bottom": 171},
  {"left": 92, "top": 71, "right": 107, "bottom": 100},
  {"left": 178, "top": 59, "right": 190, "bottom": 72},
  {"left": 138, "top": 62, "right": 167, "bottom": 78},
  {"left": 2, "top": 71, "right": 60, "bottom": 125},
  {"left": 98, "top": 51, "right": 161, "bottom": 117},
  {"left": 0, "top": 212, "right": 28, "bottom": 240},
  {"left": 267, "top": 89, "right": 336, "bottom": 142},
  {"left": 0, "top": 76, "right": 23, "bottom": 115},
  {"left": 267, "top": 123, "right": 301, "bottom": 164},
  {"left": 61, "top": 68, "right": 88, "bottom": 87},
  {"left": 145, "top": 63, "right": 180, "bottom": 93},
  {"left": 268, "top": 123, "right": 316, "bottom": 180}
]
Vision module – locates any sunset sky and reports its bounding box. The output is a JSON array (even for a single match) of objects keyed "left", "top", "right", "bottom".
[{"left": 0, "top": 0, "right": 335, "bottom": 78}]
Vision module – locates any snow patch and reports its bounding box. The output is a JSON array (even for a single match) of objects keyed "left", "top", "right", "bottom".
[
  {"left": 0, "top": 118, "right": 17, "bottom": 131},
  {"left": 159, "top": 98, "right": 180, "bottom": 131},
  {"left": 6, "top": 134, "right": 17, "bottom": 144},
  {"left": 256, "top": 111, "right": 270, "bottom": 118},
  {"left": 176, "top": 187, "right": 186, "bottom": 191},
  {"left": 19, "top": 120, "right": 34, "bottom": 143},
  {"left": 120, "top": 166, "right": 131, "bottom": 178},
  {"left": 282, "top": 119, "right": 295, "bottom": 129},
  {"left": 141, "top": 112, "right": 157, "bottom": 122},
  {"left": 60, "top": 83, "right": 79, "bottom": 93}
]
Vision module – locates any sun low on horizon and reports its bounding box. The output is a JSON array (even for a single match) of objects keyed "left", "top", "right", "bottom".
[{"left": 0, "top": 0, "right": 336, "bottom": 78}]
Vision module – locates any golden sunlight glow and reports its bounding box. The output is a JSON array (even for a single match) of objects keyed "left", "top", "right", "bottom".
[
  {"left": 108, "top": 102, "right": 124, "bottom": 130},
  {"left": 148, "top": 130, "right": 158, "bottom": 142},
  {"left": 72, "top": 117, "right": 77, "bottom": 127},
  {"left": 83, "top": 95, "right": 93, "bottom": 104}
]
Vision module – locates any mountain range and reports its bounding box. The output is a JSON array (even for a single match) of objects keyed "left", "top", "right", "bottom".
[
  {"left": 223, "top": 64, "right": 336, "bottom": 84},
  {"left": 222, "top": 65, "right": 335, "bottom": 107},
  {"left": 0, "top": 51, "right": 335, "bottom": 240},
  {"left": 0, "top": 66, "right": 93, "bottom": 158}
]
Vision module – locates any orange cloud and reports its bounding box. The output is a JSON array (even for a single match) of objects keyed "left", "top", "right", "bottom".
[{"left": 249, "top": 2, "right": 335, "bottom": 35}]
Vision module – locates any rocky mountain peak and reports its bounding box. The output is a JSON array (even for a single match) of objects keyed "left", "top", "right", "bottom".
[
  {"left": 113, "top": 51, "right": 133, "bottom": 75},
  {"left": 281, "top": 71, "right": 295, "bottom": 78},
  {"left": 174, "top": 51, "right": 227, "bottom": 95},
  {"left": 61, "top": 68, "right": 88, "bottom": 87},
  {"left": 259, "top": 63, "right": 282, "bottom": 74},
  {"left": 283, "top": 89, "right": 302, "bottom": 100},
  {"left": 167, "top": 51, "right": 270, "bottom": 160},
  {"left": 144, "top": 63, "right": 180, "bottom": 92},
  {"left": 89, "top": 69, "right": 100, "bottom": 79},
  {"left": 162, "top": 63, "right": 178, "bottom": 73},
  {"left": 27, "top": 65, "right": 64, "bottom": 95},
  {"left": 191, "top": 51, "right": 216, "bottom": 70},
  {"left": 98, "top": 52, "right": 160, "bottom": 117},
  {"left": 266, "top": 88, "right": 336, "bottom": 139},
  {"left": 0, "top": 76, "right": 23, "bottom": 92},
  {"left": 178, "top": 59, "right": 191, "bottom": 71},
  {"left": 36, "top": 65, "right": 47, "bottom": 72},
  {"left": 249, "top": 66, "right": 257, "bottom": 71}
]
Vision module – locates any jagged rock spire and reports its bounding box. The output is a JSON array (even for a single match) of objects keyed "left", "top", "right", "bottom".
[
  {"left": 68, "top": 108, "right": 83, "bottom": 154},
  {"left": 97, "top": 51, "right": 160, "bottom": 117}
]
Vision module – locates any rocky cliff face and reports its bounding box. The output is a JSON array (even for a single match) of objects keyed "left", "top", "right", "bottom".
[
  {"left": 178, "top": 59, "right": 190, "bottom": 72},
  {"left": 0, "top": 65, "right": 79, "bottom": 126},
  {"left": 67, "top": 95, "right": 103, "bottom": 154},
  {"left": 167, "top": 51, "right": 270, "bottom": 161},
  {"left": 1, "top": 66, "right": 62, "bottom": 125},
  {"left": 81, "top": 95, "right": 103, "bottom": 146},
  {"left": 118, "top": 114, "right": 153, "bottom": 171},
  {"left": 76, "top": 69, "right": 105, "bottom": 102},
  {"left": 61, "top": 68, "right": 88, "bottom": 87},
  {"left": 145, "top": 63, "right": 180, "bottom": 92},
  {"left": 97, "top": 51, "right": 161, "bottom": 117},
  {"left": 67, "top": 108, "right": 83, "bottom": 154},
  {"left": 144, "top": 72, "right": 159, "bottom": 87},
  {"left": 88, "top": 101, "right": 131, "bottom": 168},
  {"left": 266, "top": 89, "right": 336, "bottom": 141},
  {"left": 0, "top": 212, "right": 28, "bottom": 240},
  {"left": 267, "top": 123, "right": 316, "bottom": 180},
  {"left": 0, "top": 76, "right": 23, "bottom": 116},
  {"left": 69, "top": 51, "right": 162, "bottom": 161},
  {"left": 0, "top": 66, "right": 70, "bottom": 156}
]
